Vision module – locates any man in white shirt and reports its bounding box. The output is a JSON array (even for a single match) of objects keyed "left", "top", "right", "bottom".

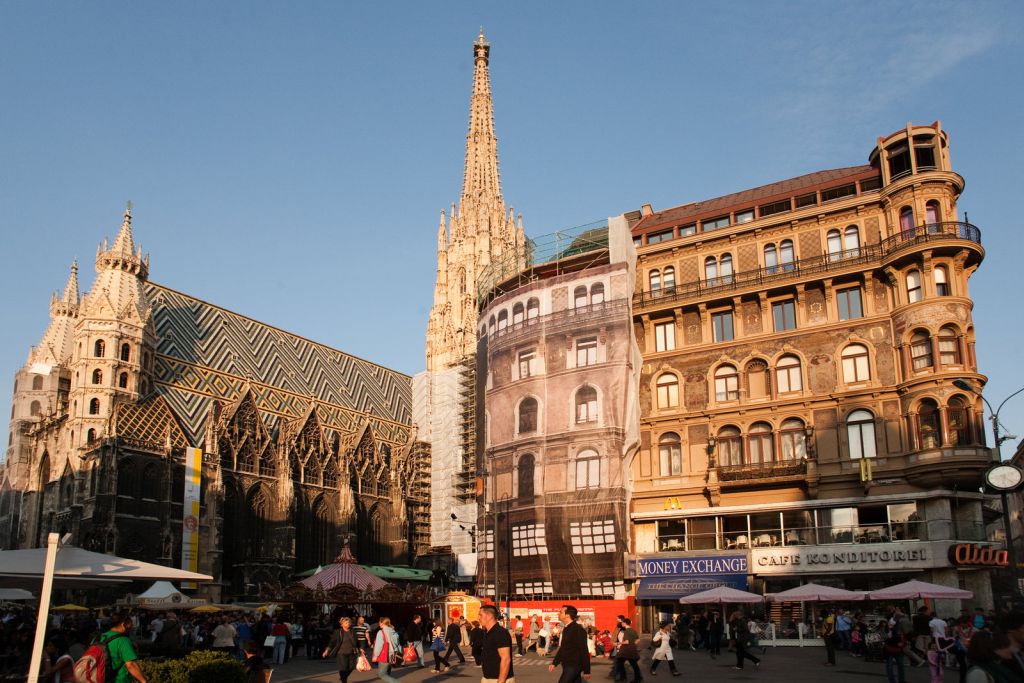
[{"left": 928, "top": 614, "right": 947, "bottom": 639}]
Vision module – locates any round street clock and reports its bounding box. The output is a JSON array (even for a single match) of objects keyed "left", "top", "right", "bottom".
[{"left": 985, "top": 464, "right": 1023, "bottom": 491}]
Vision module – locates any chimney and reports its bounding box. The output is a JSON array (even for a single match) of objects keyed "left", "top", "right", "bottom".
[{"left": 640, "top": 203, "right": 654, "bottom": 217}]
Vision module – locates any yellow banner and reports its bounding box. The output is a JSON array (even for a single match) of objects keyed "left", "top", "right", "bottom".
[{"left": 181, "top": 447, "right": 202, "bottom": 588}]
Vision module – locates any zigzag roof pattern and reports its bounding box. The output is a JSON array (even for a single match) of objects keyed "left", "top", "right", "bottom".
[{"left": 145, "top": 283, "right": 413, "bottom": 447}]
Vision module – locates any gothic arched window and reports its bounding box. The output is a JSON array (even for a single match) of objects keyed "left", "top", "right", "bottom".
[
  {"left": 575, "top": 386, "right": 598, "bottom": 424},
  {"left": 89, "top": 398, "right": 100, "bottom": 415},
  {"left": 92, "top": 369, "right": 103, "bottom": 385},
  {"left": 518, "top": 397, "right": 538, "bottom": 434},
  {"left": 118, "top": 373, "right": 129, "bottom": 389},
  {"left": 94, "top": 340, "right": 105, "bottom": 357},
  {"left": 120, "top": 343, "right": 131, "bottom": 362},
  {"left": 32, "top": 376, "right": 44, "bottom": 391}
]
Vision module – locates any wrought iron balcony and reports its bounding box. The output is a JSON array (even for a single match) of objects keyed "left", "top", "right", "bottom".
[
  {"left": 717, "top": 459, "right": 807, "bottom": 483},
  {"left": 484, "top": 298, "right": 630, "bottom": 351},
  {"left": 634, "top": 221, "right": 981, "bottom": 310}
]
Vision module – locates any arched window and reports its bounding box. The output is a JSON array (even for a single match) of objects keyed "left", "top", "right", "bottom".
[
  {"left": 841, "top": 344, "right": 871, "bottom": 383},
  {"left": 303, "top": 458, "right": 320, "bottom": 486},
  {"left": 142, "top": 463, "right": 159, "bottom": 500},
  {"left": 918, "top": 399, "right": 942, "bottom": 449},
  {"left": 118, "top": 373, "right": 129, "bottom": 389},
  {"left": 526, "top": 298, "right": 540, "bottom": 320},
  {"left": 775, "top": 355, "right": 802, "bottom": 393},
  {"left": 780, "top": 418, "right": 807, "bottom": 460},
  {"left": 94, "top": 340, "right": 105, "bottom": 357},
  {"left": 591, "top": 282, "right": 606, "bottom": 304},
  {"left": 140, "top": 378, "right": 148, "bottom": 394},
  {"left": 575, "top": 386, "right": 598, "bottom": 424},
  {"left": 573, "top": 286, "right": 588, "bottom": 309},
  {"left": 92, "top": 369, "right": 103, "bottom": 385},
  {"left": 843, "top": 226, "right": 860, "bottom": 255},
  {"left": 576, "top": 448, "right": 601, "bottom": 489},
  {"left": 649, "top": 270, "right": 661, "bottom": 293},
  {"left": 88, "top": 398, "right": 100, "bottom": 415},
  {"left": 247, "top": 488, "right": 268, "bottom": 558},
  {"left": 827, "top": 229, "right": 843, "bottom": 256},
  {"left": 323, "top": 457, "right": 339, "bottom": 488},
  {"left": 907, "top": 270, "right": 923, "bottom": 303},
  {"left": 658, "top": 433, "right": 682, "bottom": 476},
  {"left": 704, "top": 256, "right": 718, "bottom": 283},
  {"left": 925, "top": 200, "right": 941, "bottom": 227},
  {"left": 847, "top": 410, "right": 876, "bottom": 459},
  {"left": 512, "top": 302, "right": 525, "bottom": 326},
  {"left": 717, "top": 426, "right": 742, "bottom": 467},
  {"left": 517, "top": 454, "right": 535, "bottom": 500},
  {"left": 120, "top": 344, "right": 131, "bottom": 362},
  {"left": 29, "top": 401, "right": 41, "bottom": 416},
  {"left": 764, "top": 244, "right": 778, "bottom": 273},
  {"left": 939, "top": 326, "right": 961, "bottom": 365},
  {"left": 497, "top": 310, "right": 508, "bottom": 331},
  {"left": 258, "top": 448, "right": 275, "bottom": 477},
  {"left": 714, "top": 365, "right": 739, "bottom": 401},
  {"left": 518, "top": 397, "right": 538, "bottom": 434},
  {"left": 935, "top": 265, "right": 950, "bottom": 296},
  {"left": 899, "top": 206, "right": 915, "bottom": 236},
  {"left": 117, "top": 459, "right": 135, "bottom": 496},
  {"left": 720, "top": 254, "right": 734, "bottom": 283},
  {"left": 660, "top": 269, "right": 674, "bottom": 294},
  {"left": 87, "top": 428, "right": 96, "bottom": 444},
  {"left": 745, "top": 360, "right": 770, "bottom": 399},
  {"left": 748, "top": 422, "right": 774, "bottom": 464},
  {"left": 31, "top": 376, "right": 44, "bottom": 391},
  {"left": 779, "top": 239, "right": 795, "bottom": 269},
  {"left": 947, "top": 396, "right": 973, "bottom": 446},
  {"left": 910, "top": 330, "right": 933, "bottom": 370},
  {"left": 656, "top": 373, "right": 679, "bottom": 409},
  {"left": 488, "top": 316, "right": 496, "bottom": 336}
]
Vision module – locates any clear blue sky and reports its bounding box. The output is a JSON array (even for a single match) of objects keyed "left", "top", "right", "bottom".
[{"left": 2, "top": 2, "right": 1023, "bottom": 447}]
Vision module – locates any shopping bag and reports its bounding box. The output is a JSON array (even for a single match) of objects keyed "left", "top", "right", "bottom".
[
  {"left": 356, "top": 653, "right": 372, "bottom": 672},
  {"left": 403, "top": 646, "right": 419, "bottom": 663},
  {"left": 263, "top": 636, "right": 277, "bottom": 648}
]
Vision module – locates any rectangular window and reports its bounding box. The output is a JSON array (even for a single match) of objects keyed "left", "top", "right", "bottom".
[
  {"left": 702, "top": 215, "right": 730, "bottom": 232},
  {"left": 580, "top": 580, "right": 624, "bottom": 597},
  {"left": 679, "top": 223, "right": 697, "bottom": 237},
  {"left": 512, "top": 523, "right": 548, "bottom": 556},
  {"left": 654, "top": 321, "right": 675, "bottom": 352},
  {"left": 735, "top": 209, "right": 755, "bottom": 224},
  {"left": 794, "top": 192, "right": 818, "bottom": 209},
  {"left": 859, "top": 176, "right": 882, "bottom": 192},
  {"left": 712, "top": 311, "right": 734, "bottom": 342},
  {"left": 647, "top": 229, "right": 674, "bottom": 245},
  {"left": 633, "top": 237, "right": 642, "bottom": 247},
  {"left": 576, "top": 337, "right": 598, "bottom": 367},
  {"left": 837, "top": 287, "right": 864, "bottom": 321},
  {"left": 514, "top": 580, "right": 553, "bottom": 596},
  {"left": 479, "top": 529, "right": 494, "bottom": 559},
  {"left": 759, "top": 199, "right": 792, "bottom": 217},
  {"left": 772, "top": 300, "right": 797, "bottom": 332},
  {"left": 821, "top": 183, "right": 857, "bottom": 203},
  {"left": 569, "top": 519, "right": 616, "bottom": 554},
  {"left": 518, "top": 349, "right": 537, "bottom": 378}
]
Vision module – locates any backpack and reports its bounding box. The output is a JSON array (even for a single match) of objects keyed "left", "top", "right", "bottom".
[{"left": 74, "top": 632, "right": 127, "bottom": 683}]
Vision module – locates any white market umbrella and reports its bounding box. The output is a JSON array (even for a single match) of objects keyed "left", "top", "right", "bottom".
[
  {"left": 769, "top": 583, "right": 867, "bottom": 602},
  {"left": 0, "top": 588, "right": 34, "bottom": 601},
  {"left": 679, "top": 586, "right": 764, "bottom": 604},
  {"left": 868, "top": 579, "right": 973, "bottom": 601}
]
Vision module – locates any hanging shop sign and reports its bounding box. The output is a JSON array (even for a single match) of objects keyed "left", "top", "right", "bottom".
[
  {"left": 629, "top": 553, "right": 748, "bottom": 599},
  {"left": 751, "top": 541, "right": 957, "bottom": 576},
  {"left": 949, "top": 543, "right": 1008, "bottom": 567}
]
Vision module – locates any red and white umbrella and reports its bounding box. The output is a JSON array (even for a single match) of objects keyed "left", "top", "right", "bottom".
[
  {"left": 868, "top": 579, "right": 972, "bottom": 601},
  {"left": 298, "top": 544, "right": 388, "bottom": 593},
  {"left": 678, "top": 586, "right": 764, "bottom": 604},
  {"left": 769, "top": 583, "right": 867, "bottom": 602}
]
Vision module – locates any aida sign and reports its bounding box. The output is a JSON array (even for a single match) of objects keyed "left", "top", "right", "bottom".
[{"left": 949, "top": 544, "right": 1009, "bottom": 567}]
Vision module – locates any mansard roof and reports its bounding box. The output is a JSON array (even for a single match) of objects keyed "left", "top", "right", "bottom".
[{"left": 145, "top": 283, "right": 412, "bottom": 447}]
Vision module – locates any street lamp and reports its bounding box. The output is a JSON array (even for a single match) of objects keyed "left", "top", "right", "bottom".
[{"left": 953, "top": 378, "right": 1024, "bottom": 597}]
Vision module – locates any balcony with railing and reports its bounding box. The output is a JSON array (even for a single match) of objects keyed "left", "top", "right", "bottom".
[
  {"left": 484, "top": 299, "right": 630, "bottom": 352},
  {"left": 634, "top": 221, "right": 981, "bottom": 311},
  {"left": 716, "top": 459, "right": 807, "bottom": 487}
]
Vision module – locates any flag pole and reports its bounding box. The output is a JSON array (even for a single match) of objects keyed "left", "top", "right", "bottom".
[{"left": 27, "top": 532, "right": 60, "bottom": 682}]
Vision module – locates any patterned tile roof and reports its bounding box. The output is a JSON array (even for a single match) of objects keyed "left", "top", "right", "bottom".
[
  {"left": 114, "top": 394, "right": 190, "bottom": 453},
  {"left": 145, "top": 283, "right": 413, "bottom": 448}
]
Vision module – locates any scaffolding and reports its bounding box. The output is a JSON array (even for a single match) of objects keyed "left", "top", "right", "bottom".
[
  {"left": 455, "top": 355, "right": 477, "bottom": 503},
  {"left": 408, "top": 439, "right": 432, "bottom": 556}
]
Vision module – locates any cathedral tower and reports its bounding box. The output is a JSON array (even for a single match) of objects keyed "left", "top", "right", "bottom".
[{"left": 415, "top": 30, "right": 527, "bottom": 570}]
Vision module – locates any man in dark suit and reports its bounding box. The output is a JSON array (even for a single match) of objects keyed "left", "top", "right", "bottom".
[
  {"left": 549, "top": 605, "right": 590, "bottom": 683},
  {"left": 443, "top": 617, "right": 467, "bottom": 666}
]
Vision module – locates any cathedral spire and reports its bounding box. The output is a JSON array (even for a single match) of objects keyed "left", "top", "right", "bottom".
[
  {"left": 111, "top": 201, "right": 135, "bottom": 254},
  {"left": 462, "top": 27, "right": 500, "bottom": 203},
  {"left": 61, "top": 260, "right": 79, "bottom": 307}
]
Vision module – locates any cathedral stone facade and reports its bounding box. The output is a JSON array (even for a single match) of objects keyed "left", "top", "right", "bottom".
[{"left": 0, "top": 208, "right": 426, "bottom": 601}]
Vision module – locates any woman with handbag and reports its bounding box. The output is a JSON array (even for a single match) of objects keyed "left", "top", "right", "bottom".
[
  {"left": 429, "top": 622, "right": 447, "bottom": 672},
  {"left": 650, "top": 622, "right": 680, "bottom": 676},
  {"left": 372, "top": 617, "right": 402, "bottom": 683},
  {"left": 323, "top": 616, "right": 359, "bottom": 683}
]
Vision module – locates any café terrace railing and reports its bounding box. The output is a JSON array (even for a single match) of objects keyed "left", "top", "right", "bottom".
[{"left": 634, "top": 221, "right": 981, "bottom": 310}]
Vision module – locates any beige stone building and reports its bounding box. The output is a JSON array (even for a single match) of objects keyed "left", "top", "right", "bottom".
[{"left": 626, "top": 123, "right": 995, "bottom": 626}]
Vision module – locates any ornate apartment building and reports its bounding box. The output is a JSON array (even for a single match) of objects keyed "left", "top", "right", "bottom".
[
  {"left": 413, "top": 30, "right": 527, "bottom": 569},
  {"left": 475, "top": 219, "right": 640, "bottom": 606},
  {"left": 0, "top": 208, "right": 426, "bottom": 601},
  {"left": 626, "top": 123, "right": 995, "bottom": 624}
]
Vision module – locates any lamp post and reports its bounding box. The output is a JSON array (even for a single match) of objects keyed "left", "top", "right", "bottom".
[
  {"left": 498, "top": 494, "right": 512, "bottom": 621},
  {"left": 953, "top": 379, "right": 1024, "bottom": 597}
]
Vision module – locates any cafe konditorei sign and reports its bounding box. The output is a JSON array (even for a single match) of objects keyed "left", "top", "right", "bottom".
[{"left": 751, "top": 541, "right": 959, "bottom": 575}]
